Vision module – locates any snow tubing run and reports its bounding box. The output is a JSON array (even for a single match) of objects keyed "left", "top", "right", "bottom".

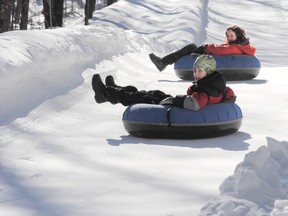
[
  {"left": 174, "top": 54, "right": 261, "bottom": 81},
  {"left": 122, "top": 103, "right": 242, "bottom": 139}
]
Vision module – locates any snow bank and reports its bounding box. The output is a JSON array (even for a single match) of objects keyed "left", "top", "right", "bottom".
[
  {"left": 200, "top": 137, "right": 288, "bottom": 215},
  {"left": 0, "top": 26, "right": 167, "bottom": 82},
  {"left": 0, "top": 26, "right": 168, "bottom": 127}
]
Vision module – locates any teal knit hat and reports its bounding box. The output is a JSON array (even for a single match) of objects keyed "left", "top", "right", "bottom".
[{"left": 193, "top": 54, "right": 216, "bottom": 74}]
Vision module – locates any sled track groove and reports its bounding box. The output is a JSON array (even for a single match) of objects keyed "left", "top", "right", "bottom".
[{"left": 0, "top": 74, "right": 93, "bottom": 145}]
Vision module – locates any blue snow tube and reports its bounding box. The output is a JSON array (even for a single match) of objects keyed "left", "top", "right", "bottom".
[
  {"left": 122, "top": 103, "right": 242, "bottom": 139},
  {"left": 174, "top": 54, "right": 261, "bottom": 81}
]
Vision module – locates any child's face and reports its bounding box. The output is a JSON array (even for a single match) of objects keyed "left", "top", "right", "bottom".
[
  {"left": 193, "top": 68, "right": 207, "bottom": 82},
  {"left": 225, "top": 29, "right": 237, "bottom": 42}
]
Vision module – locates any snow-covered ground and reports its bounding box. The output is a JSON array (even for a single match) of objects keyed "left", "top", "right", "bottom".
[{"left": 1, "top": 0, "right": 288, "bottom": 215}]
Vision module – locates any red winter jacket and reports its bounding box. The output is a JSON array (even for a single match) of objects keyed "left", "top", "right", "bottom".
[
  {"left": 206, "top": 43, "right": 256, "bottom": 56},
  {"left": 173, "top": 71, "right": 236, "bottom": 111},
  {"left": 173, "top": 72, "right": 236, "bottom": 111},
  {"left": 186, "top": 86, "right": 235, "bottom": 110}
]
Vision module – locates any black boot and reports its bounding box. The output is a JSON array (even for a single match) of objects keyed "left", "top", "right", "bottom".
[
  {"left": 161, "top": 43, "right": 197, "bottom": 65},
  {"left": 105, "top": 86, "right": 120, "bottom": 105},
  {"left": 105, "top": 75, "right": 138, "bottom": 92},
  {"left": 105, "top": 75, "right": 119, "bottom": 88},
  {"left": 92, "top": 74, "right": 107, "bottom": 103},
  {"left": 149, "top": 53, "right": 167, "bottom": 72}
]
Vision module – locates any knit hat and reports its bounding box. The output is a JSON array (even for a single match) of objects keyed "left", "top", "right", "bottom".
[{"left": 193, "top": 54, "right": 216, "bottom": 74}]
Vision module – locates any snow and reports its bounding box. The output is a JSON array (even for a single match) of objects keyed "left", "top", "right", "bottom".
[{"left": 0, "top": 0, "right": 288, "bottom": 215}]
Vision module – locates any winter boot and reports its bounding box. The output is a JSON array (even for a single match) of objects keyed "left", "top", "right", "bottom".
[
  {"left": 149, "top": 53, "right": 167, "bottom": 72},
  {"left": 105, "top": 86, "right": 120, "bottom": 105},
  {"left": 105, "top": 75, "right": 138, "bottom": 92},
  {"left": 161, "top": 43, "right": 197, "bottom": 65},
  {"left": 92, "top": 74, "right": 107, "bottom": 103},
  {"left": 105, "top": 75, "right": 119, "bottom": 88}
]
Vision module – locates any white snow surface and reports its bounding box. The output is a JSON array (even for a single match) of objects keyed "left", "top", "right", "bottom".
[{"left": 1, "top": 0, "right": 288, "bottom": 215}]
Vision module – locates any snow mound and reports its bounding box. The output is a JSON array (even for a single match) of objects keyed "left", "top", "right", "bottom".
[
  {"left": 0, "top": 25, "right": 169, "bottom": 128},
  {"left": 200, "top": 137, "right": 288, "bottom": 216}
]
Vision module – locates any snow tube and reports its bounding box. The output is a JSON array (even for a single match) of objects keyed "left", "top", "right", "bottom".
[
  {"left": 122, "top": 103, "right": 242, "bottom": 139},
  {"left": 174, "top": 54, "right": 261, "bottom": 81}
]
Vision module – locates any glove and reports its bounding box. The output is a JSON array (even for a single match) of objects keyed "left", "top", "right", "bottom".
[
  {"left": 236, "top": 37, "right": 249, "bottom": 45},
  {"left": 193, "top": 44, "right": 207, "bottom": 54},
  {"left": 159, "top": 97, "right": 175, "bottom": 105},
  {"left": 222, "top": 96, "right": 237, "bottom": 103}
]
